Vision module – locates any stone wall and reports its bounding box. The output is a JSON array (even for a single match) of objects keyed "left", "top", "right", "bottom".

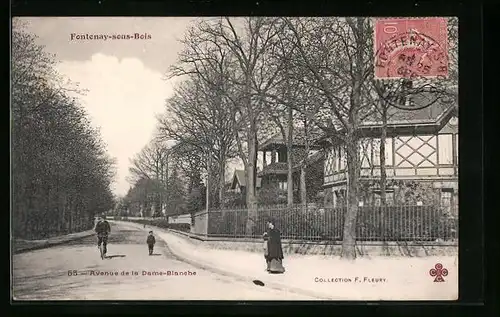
[{"left": 171, "top": 230, "right": 458, "bottom": 257}]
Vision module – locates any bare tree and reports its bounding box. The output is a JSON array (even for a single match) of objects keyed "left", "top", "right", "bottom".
[
  {"left": 261, "top": 28, "right": 302, "bottom": 207},
  {"left": 165, "top": 22, "right": 240, "bottom": 209},
  {"left": 262, "top": 77, "right": 296, "bottom": 207},
  {"left": 170, "top": 141, "right": 206, "bottom": 222},
  {"left": 277, "top": 17, "right": 376, "bottom": 259},
  {"left": 129, "top": 141, "right": 169, "bottom": 182},
  {"left": 172, "top": 17, "right": 288, "bottom": 235},
  {"left": 170, "top": 141, "right": 205, "bottom": 190},
  {"left": 128, "top": 140, "right": 170, "bottom": 216}
]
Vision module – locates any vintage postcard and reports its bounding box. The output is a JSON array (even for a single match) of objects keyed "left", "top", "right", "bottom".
[{"left": 11, "top": 16, "right": 458, "bottom": 301}]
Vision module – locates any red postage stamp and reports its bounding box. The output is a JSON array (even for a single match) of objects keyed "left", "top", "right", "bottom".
[{"left": 374, "top": 17, "right": 448, "bottom": 79}]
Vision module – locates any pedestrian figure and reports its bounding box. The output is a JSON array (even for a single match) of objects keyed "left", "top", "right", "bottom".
[
  {"left": 147, "top": 230, "right": 156, "bottom": 255},
  {"left": 264, "top": 219, "right": 285, "bottom": 274},
  {"left": 263, "top": 232, "right": 270, "bottom": 271}
]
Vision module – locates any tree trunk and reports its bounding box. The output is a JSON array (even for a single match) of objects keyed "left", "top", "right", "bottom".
[
  {"left": 300, "top": 165, "right": 307, "bottom": 214},
  {"left": 218, "top": 158, "right": 226, "bottom": 209},
  {"left": 165, "top": 154, "right": 169, "bottom": 222},
  {"left": 253, "top": 137, "right": 258, "bottom": 194},
  {"left": 205, "top": 154, "right": 211, "bottom": 212},
  {"left": 300, "top": 166, "right": 307, "bottom": 205},
  {"left": 341, "top": 134, "right": 361, "bottom": 260},
  {"left": 287, "top": 106, "right": 294, "bottom": 207},
  {"left": 341, "top": 18, "right": 365, "bottom": 260},
  {"left": 158, "top": 161, "right": 163, "bottom": 218},
  {"left": 300, "top": 117, "right": 309, "bottom": 208},
  {"left": 378, "top": 103, "right": 388, "bottom": 242},
  {"left": 245, "top": 126, "right": 259, "bottom": 236}
]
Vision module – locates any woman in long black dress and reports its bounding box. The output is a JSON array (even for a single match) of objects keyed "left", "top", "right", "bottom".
[{"left": 265, "top": 219, "right": 285, "bottom": 274}]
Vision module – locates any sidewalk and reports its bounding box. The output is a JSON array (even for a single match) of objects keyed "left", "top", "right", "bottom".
[
  {"left": 13, "top": 230, "right": 95, "bottom": 254},
  {"left": 119, "top": 221, "right": 458, "bottom": 301}
]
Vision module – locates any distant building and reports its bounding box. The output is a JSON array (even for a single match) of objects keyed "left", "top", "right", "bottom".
[{"left": 229, "top": 169, "right": 262, "bottom": 195}]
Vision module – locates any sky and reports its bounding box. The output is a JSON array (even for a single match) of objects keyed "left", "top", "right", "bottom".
[{"left": 19, "top": 17, "right": 202, "bottom": 196}]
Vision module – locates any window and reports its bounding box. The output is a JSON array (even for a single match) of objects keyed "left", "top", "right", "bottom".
[
  {"left": 339, "top": 146, "right": 345, "bottom": 170},
  {"left": 441, "top": 189, "right": 453, "bottom": 207},
  {"left": 334, "top": 190, "right": 344, "bottom": 206},
  {"left": 438, "top": 134, "right": 453, "bottom": 165},
  {"left": 278, "top": 181, "right": 288, "bottom": 191},
  {"left": 278, "top": 150, "right": 287, "bottom": 163},
  {"left": 373, "top": 191, "right": 394, "bottom": 206},
  {"left": 335, "top": 147, "right": 340, "bottom": 172},
  {"left": 441, "top": 189, "right": 455, "bottom": 215},
  {"left": 386, "top": 192, "right": 394, "bottom": 205},
  {"left": 326, "top": 148, "right": 336, "bottom": 174}
]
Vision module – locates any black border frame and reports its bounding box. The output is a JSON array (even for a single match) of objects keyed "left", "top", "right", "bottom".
[{"left": 8, "top": 0, "right": 488, "bottom": 316}]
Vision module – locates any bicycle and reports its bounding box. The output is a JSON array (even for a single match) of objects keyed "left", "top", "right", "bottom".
[{"left": 97, "top": 233, "right": 109, "bottom": 260}]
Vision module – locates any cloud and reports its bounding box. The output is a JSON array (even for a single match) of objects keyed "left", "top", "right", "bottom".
[{"left": 56, "top": 53, "right": 175, "bottom": 196}]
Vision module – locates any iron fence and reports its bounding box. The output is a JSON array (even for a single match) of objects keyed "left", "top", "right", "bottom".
[{"left": 195, "top": 204, "right": 458, "bottom": 243}]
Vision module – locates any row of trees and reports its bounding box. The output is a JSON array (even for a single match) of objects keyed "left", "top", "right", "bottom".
[
  {"left": 114, "top": 140, "right": 207, "bottom": 221},
  {"left": 11, "top": 20, "right": 116, "bottom": 239},
  {"left": 133, "top": 17, "right": 458, "bottom": 259}
]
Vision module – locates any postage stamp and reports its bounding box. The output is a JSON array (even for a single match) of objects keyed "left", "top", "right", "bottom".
[{"left": 374, "top": 17, "right": 449, "bottom": 79}]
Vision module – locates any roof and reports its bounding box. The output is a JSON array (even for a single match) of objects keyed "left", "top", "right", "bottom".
[
  {"left": 259, "top": 128, "right": 324, "bottom": 151},
  {"left": 231, "top": 170, "right": 262, "bottom": 188},
  {"left": 362, "top": 92, "right": 456, "bottom": 126},
  {"left": 234, "top": 170, "right": 245, "bottom": 186},
  {"left": 294, "top": 151, "right": 324, "bottom": 169},
  {"left": 359, "top": 104, "right": 456, "bottom": 136},
  {"left": 317, "top": 93, "right": 457, "bottom": 145}
]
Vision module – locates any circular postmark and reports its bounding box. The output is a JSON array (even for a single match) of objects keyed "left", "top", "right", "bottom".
[{"left": 375, "top": 31, "right": 448, "bottom": 80}]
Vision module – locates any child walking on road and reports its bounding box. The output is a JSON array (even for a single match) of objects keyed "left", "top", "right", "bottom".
[{"left": 147, "top": 231, "right": 156, "bottom": 255}]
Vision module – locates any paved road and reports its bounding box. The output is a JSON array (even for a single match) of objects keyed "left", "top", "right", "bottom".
[{"left": 12, "top": 222, "right": 310, "bottom": 300}]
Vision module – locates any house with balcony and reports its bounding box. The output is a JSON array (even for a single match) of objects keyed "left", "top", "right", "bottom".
[
  {"left": 321, "top": 95, "right": 458, "bottom": 210},
  {"left": 257, "top": 129, "right": 325, "bottom": 203}
]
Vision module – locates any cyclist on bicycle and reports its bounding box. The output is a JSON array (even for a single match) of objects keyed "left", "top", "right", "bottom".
[{"left": 95, "top": 215, "right": 111, "bottom": 256}]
